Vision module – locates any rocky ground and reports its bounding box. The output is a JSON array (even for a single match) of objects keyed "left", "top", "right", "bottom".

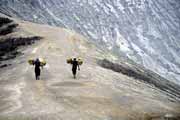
[
  {"left": 0, "top": 17, "right": 180, "bottom": 120},
  {"left": 0, "top": 16, "right": 42, "bottom": 68},
  {"left": 98, "top": 59, "right": 180, "bottom": 101}
]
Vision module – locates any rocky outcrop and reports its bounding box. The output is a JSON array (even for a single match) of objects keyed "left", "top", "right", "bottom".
[
  {"left": 0, "top": 23, "right": 18, "bottom": 36},
  {"left": 0, "top": 16, "right": 42, "bottom": 64},
  {"left": 0, "top": 17, "right": 13, "bottom": 27},
  {"left": 98, "top": 59, "right": 180, "bottom": 101},
  {"left": 0, "top": 17, "right": 18, "bottom": 36},
  {"left": 0, "top": 36, "right": 42, "bottom": 60}
]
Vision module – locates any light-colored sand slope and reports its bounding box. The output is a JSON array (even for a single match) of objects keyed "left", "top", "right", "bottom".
[{"left": 0, "top": 20, "right": 179, "bottom": 120}]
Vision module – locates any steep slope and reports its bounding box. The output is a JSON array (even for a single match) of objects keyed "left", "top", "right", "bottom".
[
  {"left": 0, "top": 0, "right": 180, "bottom": 84},
  {"left": 0, "top": 15, "right": 41, "bottom": 68},
  {"left": 0, "top": 17, "right": 180, "bottom": 120}
]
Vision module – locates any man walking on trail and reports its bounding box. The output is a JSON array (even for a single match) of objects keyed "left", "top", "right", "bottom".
[
  {"left": 72, "top": 58, "right": 80, "bottom": 79},
  {"left": 33, "top": 58, "right": 41, "bottom": 80}
]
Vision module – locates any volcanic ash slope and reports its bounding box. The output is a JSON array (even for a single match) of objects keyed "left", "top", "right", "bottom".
[{"left": 0, "top": 19, "right": 180, "bottom": 120}]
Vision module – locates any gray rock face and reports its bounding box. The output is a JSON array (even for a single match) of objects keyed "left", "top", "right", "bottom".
[{"left": 0, "top": 0, "right": 180, "bottom": 84}]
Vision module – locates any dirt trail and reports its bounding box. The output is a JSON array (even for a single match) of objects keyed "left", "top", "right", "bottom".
[{"left": 0, "top": 21, "right": 179, "bottom": 120}]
